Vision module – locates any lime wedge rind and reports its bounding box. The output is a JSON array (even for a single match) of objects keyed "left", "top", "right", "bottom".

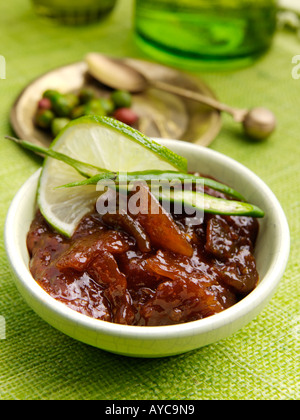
[{"left": 49, "top": 116, "right": 188, "bottom": 173}]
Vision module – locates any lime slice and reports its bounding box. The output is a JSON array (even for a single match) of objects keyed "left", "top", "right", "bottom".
[{"left": 38, "top": 115, "right": 187, "bottom": 237}]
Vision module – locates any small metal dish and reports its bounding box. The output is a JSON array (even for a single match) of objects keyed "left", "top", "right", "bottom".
[{"left": 10, "top": 57, "right": 222, "bottom": 150}]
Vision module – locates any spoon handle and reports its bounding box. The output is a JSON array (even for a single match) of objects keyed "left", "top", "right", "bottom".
[{"left": 151, "top": 79, "right": 247, "bottom": 122}]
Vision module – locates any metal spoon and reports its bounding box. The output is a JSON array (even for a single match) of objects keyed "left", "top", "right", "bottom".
[{"left": 85, "top": 53, "right": 276, "bottom": 141}]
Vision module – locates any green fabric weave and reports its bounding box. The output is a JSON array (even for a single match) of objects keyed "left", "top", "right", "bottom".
[{"left": 0, "top": 0, "right": 299, "bottom": 400}]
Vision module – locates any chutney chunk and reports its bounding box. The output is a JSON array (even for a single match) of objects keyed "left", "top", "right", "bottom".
[
  {"left": 56, "top": 230, "right": 132, "bottom": 271},
  {"left": 27, "top": 211, "right": 52, "bottom": 256},
  {"left": 140, "top": 276, "right": 223, "bottom": 326},
  {"left": 205, "top": 216, "right": 239, "bottom": 259},
  {"left": 51, "top": 273, "right": 112, "bottom": 322},
  {"left": 144, "top": 250, "right": 236, "bottom": 323},
  {"left": 205, "top": 215, "right": 259, "bottom": 261},
  {"left": 225, "top": 215, "right": 259, "bottom": 250},
  {"left": 88, "top": 252, "right": 135, "bottom": 325},
  {"left": 71, "top": 212, "right": 106, "bottom": 239},
  {"left": 27, "top": 211, "right": 112, "bottom": 321},
  {"left": 27, "top": 213, "right": 69, "bottom": 280},
  {"left": 132, "top": 184, "right": 193, "bottom": 257},
  {"left": 102, "top": 211, "right": 151, "bottom": 253},
  {"left": 117, "top": 251, "right": 162, "bottom": 291},
  {"left": 216, "top": 248, "right": 259, "bottom": 294}
]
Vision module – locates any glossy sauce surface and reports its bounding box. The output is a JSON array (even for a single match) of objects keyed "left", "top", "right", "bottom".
[{"left": 27, "top": 185, "right": 259, "bottom": 326}]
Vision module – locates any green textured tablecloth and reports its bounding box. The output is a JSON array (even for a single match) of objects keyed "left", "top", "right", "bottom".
[{"left": 0, "top": 0, "right": 299, "bottom": 400}]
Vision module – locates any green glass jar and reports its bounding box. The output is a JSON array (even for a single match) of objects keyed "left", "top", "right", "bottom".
[
  {"left": 32, "top": 0, "right": 118, "bottom": 24},
  {"left": 134, "top": 0, "right": 278, "bottom": 70}
]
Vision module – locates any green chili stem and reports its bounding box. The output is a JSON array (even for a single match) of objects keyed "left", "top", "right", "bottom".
[
  {"left": 5, "top": 136, "right": 105, "bottom": 178},
  {"left": 57, "top": 170, "right": 246, "bottom": 201}
]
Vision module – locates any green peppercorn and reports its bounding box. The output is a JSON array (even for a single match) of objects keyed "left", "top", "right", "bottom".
[
  {"left": 51, "top": 95, "right": 74, "bottom": 117},
  {"left": 84, "top": 99, "right": 107, "bottom": 116},
  {"left": 51, "top": 118, "right": 70, "bottom": 137},
  {"left": 64, "top": 93, "right": 80, "bottom": 109},
  {"left": 43, "top": 89, "right": 60, "bottom": 101},
  {"left": 78, "top": 88, "right": 95, "bottom": 104},
  {"left": 111, "top": 90, "right": 132, "bottom": 108},
  {"left": 35, "top": 109, "right": 55, "bottom": 129},
  {"left": 70, "top": 105, "right": 86, "bottom": 120},
  {"left": 98, "top": 97, "right": 115, "bottom": 115}
]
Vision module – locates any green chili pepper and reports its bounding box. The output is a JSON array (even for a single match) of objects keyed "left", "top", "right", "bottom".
[
  {"left": 5, "top": 136, "right": 264, "bottom": 218},
  {"left": 57, "top": 170, "right": 246, "bottom": 202}
]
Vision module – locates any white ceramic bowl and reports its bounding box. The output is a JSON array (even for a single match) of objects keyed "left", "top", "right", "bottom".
[{"left": 4, "top": 140, "right": 290, "bottom": 358}]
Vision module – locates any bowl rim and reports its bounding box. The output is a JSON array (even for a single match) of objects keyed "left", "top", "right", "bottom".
[{"left": 4, "top": 140, "right": 290, "bottom": 341}]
